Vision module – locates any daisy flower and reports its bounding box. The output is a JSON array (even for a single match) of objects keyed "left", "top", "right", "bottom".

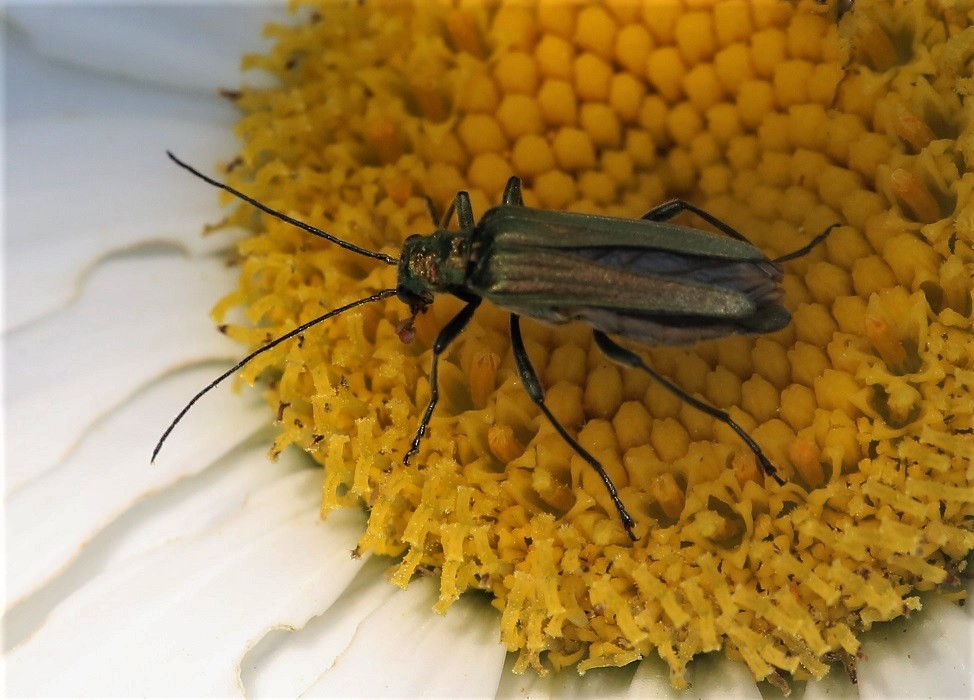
[{"left": 4, "top": 2, "right": 972, "bottom": 698}]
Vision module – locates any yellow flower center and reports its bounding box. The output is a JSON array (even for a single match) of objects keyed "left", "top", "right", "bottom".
[{"left": 210, "top": 0, "right": 973, "bottom": 689}]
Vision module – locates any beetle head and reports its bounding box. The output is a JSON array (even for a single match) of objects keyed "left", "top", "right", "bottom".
[{"left": 396, "top": 234, "right": 436, "bottom": 312}]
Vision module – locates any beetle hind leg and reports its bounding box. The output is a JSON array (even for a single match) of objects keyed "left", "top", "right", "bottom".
[
  {"left": 641, "top": 199, "right": 752, "bottom": 243},
  {"left": 644, "top": 201, "right": 838, "bottom": 261},
  {"left": 773, "top": 223, "right": 839, "bottom": 263},
  {"left": 510, "top": 315, "right": 639, "bottom": 541},
  {"left": 593, "top": 331, "right": 786, "bottom": 487}
]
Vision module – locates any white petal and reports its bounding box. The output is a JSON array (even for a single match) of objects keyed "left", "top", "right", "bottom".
[
  {"left": 6, "top": 14, "right": 236, "bottom": 125},
  {"left": 802, "top": 664, "right": 860, "bottom": 700},
  {"left": 7, "top": 4, "right": 283, "bottom": 93},
  {"left": 304, "top": 576, "right": 507, "bottom": 698},
  {"left": 493, "top": 654, "right": 555, "bottom": 699},
  {"left": 6, "top": 466, "right": 368, "bottom": 697},
  {"left": 684, "top": 654, "right": 764, "bottom": 699},
  {"left": 4, "top": 365, "right": 271, "bottom": 609},
  {"left": 4, "top": 442, "right": 300, "bottom": 650},
  {"left": 626, "top": 655, "right": 681, "bottom": 698},
  {"left": 7, "top": 5, "right": 969, "bottom": 700},
  {"left": 6, "top": 250, "right": 246, "bottom": 492},
  {"left": 547, "top": 666, "right": 636, "bottom": 698},
  {"left": 6, "top": 11, "right": 250, "bottom": 330},
  {"left": 6, "top": 114, "right": 243, "bottom": 330},
  {"left": 495, "top": 657, "right": 634, "bottom": 699},
  {"left": 242, "top": 556, "right": 400, "bottom": 697},
  {"left": 857, "top": 595, "right": 973, "bottom": 699}
]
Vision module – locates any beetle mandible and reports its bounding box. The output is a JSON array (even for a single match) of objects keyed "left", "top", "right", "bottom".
[{"left": 155, "top": 152, "right": 835, "bottom": 541}]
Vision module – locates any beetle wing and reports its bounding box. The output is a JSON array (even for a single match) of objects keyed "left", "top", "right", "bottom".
[
  {"left": 481, "top": 249, "right": 762, "bottom": 316},
  {"left": 477, "top": 205, "right": 765, "bottom": 261},
  {"left": 469, "top": 213, "right": 789, "bottom": 345}
]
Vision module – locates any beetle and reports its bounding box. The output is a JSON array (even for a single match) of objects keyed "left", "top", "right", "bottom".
[{"left": 155, "top": 152, "right": 835, "bottom": 541}]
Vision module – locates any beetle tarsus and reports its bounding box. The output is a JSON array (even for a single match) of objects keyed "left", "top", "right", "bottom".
[
  {"left": 403, "top": 438, "right": 421, "bottom": 466},
  {"left": 762, "top": 458, "right": 787, "bottom": 486}
]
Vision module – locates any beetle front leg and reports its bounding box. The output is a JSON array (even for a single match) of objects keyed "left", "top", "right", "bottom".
[
  {"left": 592, "top": 331, "right": 786, "bottom": 486},
  {"left": 430, "top": 190, "right": 476, "bottom": 230},
  {"left": 453, "top": 191, "right": 476, "bottom": 230},
  {"left": 510, "top": 315, "right": 638, "bottom": 541},
  {"left": 502, "top": 177, "right": 524, "bottom": 206},
  {"left": 404, "top": 297, "right": 482, "bottom": 466}
]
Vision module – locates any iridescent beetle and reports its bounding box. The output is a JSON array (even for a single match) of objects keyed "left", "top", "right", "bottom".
[{"left": 155, "top": 152, "right": 835, "bottom": 540}]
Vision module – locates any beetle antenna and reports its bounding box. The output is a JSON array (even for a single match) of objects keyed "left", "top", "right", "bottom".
[
  {"left": 152, "top": 288, "right": 398, "bottom": 463},
  {"left": 167, "top": 151, "right": 399, "bottom": 266}
]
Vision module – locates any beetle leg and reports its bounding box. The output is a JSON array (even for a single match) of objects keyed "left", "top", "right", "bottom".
[
  {"left": 436, "top": 196, "right": 457, "bottom": 229},
  {"left": 434, "top": 191, "right": 474, "bottom": 230},
  {"left": 454, "top": 191, "right": 476, "bottom": 230},
  {"left": 645, "top": 201, "right": 838, "bottom": 261},
  {"left": 404, "top": 297, "right": 482, "bottom": 466},
  {"left": 641, "top": 200, "right": 751, "bottom": 243},
  {"left": 592, "top": 331, "right": 786, "bottom": 487},
  {"left": 773, "top": 223, "right": 839, "bottom": 263},
  {"left": 510, "top": 315, "right": 638, "bottom": 542},
  {"left": 501, "top": 176, "right": 524, "bottom": 206}
]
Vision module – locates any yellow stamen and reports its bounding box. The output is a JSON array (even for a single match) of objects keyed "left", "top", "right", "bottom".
[
  {"left": 789, "top": 436, "right": 824, "bottom": 487},
  {"left": 864, "top": 314, "right": 908, "bottom": 368},
  {"left": 733, "top": 452, "right": 761, "bottom": 487},
  {"left": 446, "top": 9, "right": 485, "bottom": 58},
  {"left": 218, "top": 0, "right": 971, "bottom": 688},
  {"left": 651, "top": 472, "right": 685, "bottom": 521},
  {"left": 895, "top": 110, "right": 936, "bottom": 151},
  {"left": 366, "top": 114, "right": 403, "bottom": 164},
  {"left": 889, "top": 168, "right": 942, "bottom": 224},
  {"left": 488, "top": 424, "right": 523, "bottom": 463},
  {"left": 860, "top": 20, "right": 897, "bottom": 70},
  {"left": 470, "top": 348, "right": 501, "bottom": 408}
]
